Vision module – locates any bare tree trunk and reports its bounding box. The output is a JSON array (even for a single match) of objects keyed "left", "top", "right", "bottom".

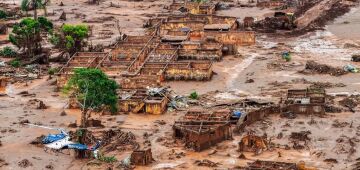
[
  {"left": 32, "top": 0, "right": 37, "bottom": 20},
  {"left": 76, "top": 108, "right": 88, "bottom": 159},
  {"left": 80, "top": 108, "right": 88, "bottom": 128},
  {"left": 44, "top": 7, "right": 47, "bottom": 16}
]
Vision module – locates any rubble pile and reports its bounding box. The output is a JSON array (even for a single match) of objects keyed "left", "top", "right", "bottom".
[
  {"left": 333, "top": 135, "right": 357, "bottom": 156},
  {"left": 71, "top": 129, "right": 139, "bottom": 154},
  {"left": 300, "top": 61, "right": 347, "bottom": 76},
  {"left": 18, "top": 159, "right": 33, "bottom": 168},
  {"left": 30, "top": 135, "right": 46, "bottom": 147},
  {"left": 100, "top": 129, "right": 139, "bottom": 152},
  {"left": 27, "top": 99, "right": 47, "bottom": 109},
  {"left": 339, "top": 95, "right": 360, "bottom": 111},
  {"left": 0, "top": 158, "right": 8, "bottom": 167},
  {"left": 194, "top": 159, "right": 220, "bottom": 167}
]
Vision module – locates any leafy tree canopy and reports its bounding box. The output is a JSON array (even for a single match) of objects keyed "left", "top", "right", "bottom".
[
  {"left": 51, "top": 24, "right": 89, "bottom": 54},
  {"left": 64, "top": 68, "right": 118, "bottom": 113},
  {"left": 9, "top": 17, "right": 53, "bottom": 57}
]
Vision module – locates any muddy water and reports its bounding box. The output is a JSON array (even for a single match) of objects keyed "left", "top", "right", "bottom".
[{"left": 327, "top": 6, "right": 360, "bottom": 41}]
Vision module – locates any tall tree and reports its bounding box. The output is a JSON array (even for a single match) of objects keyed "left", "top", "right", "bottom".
[
  {"left": 63, "top": 68, "right": 119, "bottom": 128},
  {"left": 63, "top": 68, "right": 118, "bottom": 158},
  {"left": 9, "top": 17, "right": 53, "bottom": 57}
]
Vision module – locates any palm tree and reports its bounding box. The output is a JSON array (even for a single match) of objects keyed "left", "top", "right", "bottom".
[
  {"left": 20, "top": 0, "right": 50, "bottom": 19},
  {"left": 21, "top": 0, "right": 30, "bottom": 17}
]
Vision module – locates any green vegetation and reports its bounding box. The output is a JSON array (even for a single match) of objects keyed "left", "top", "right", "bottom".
[
  {"left": 63, "top": 68, "right": 118, "bottom": 127},
  {"left": 9, "top": 17, "right": 53, "bottom": 58},
  {"left": 189, "top": 91, "right": 199, "bottom": 100},
  {"left": 10, "top": 59, "right": 21, "bottom": 68},
  {"left": 0, "top": 10, "right": 7, "bottom": 19},
  {"left": 51, "top": 24, "right": 89, "bottom": 54},
  {"left": 0, "top": 47, "right": 17, "bottom": 58},
  {"left": 98, "top": 154, "right": 117, "bottom": 163}
]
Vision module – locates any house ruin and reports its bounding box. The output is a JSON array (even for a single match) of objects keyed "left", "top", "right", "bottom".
[
  {"left": 238, "top": 134, "right": 268, "bottom": 154},
  {"left": 130, "top": 148, "right": 153, "bottom": 165},
  {"left": 173, "top": 109, "right": 232, "bottom": 151},
  {"left": 282, "top": 88, "right": 326, "bottom": 115}
]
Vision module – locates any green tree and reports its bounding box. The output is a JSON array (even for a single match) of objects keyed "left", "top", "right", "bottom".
[
  {"left": 0, "top": 10, "right": 7, "bottom": 19},
  {"left": 63, "top": 68, "right": 118, "bottom": 158},
  {"left": 9, "top": 17, "right": 53, "bottom": 58},
  {"left": 63, "top": 68, "right": 118, "bottom": 128},
  {"left": 51, "top": 24, "right": 89, "bottom": 55}
]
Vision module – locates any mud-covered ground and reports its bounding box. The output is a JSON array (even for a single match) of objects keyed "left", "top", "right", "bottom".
[{"left": 1, "top": 0, "right": 360, "bottom": 170}]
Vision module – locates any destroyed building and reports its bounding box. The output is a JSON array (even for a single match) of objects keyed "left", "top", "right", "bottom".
[
  {"left": 173, "top": 109, "right": 232, "bottom": 151},
  {"left": 118, "top": 88, "right": 169, "bottom": 114},
  {"left": 256, "top": 0, "right": 287, "bottom": 8},
  {"left": 238, "top": 134, "right": 268, "bottom": 154},
  {"left": 283, "top": 88, "right": 326, "bottom": 115},
  {"left": 130, "top": 148, "right": 153, "bottom": 165}
]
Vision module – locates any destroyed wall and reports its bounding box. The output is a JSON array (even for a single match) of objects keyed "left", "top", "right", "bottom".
[
  {"left": 144, "top": 96, "right": 169, "bottom": 115},
  {"left": 130, "top": 148, "right": 153, "bottom": 165},
  {"left": 179, "top": 42, "right": 223, "bottom": 61},
  {"left": 169, "top": 2, "right": 216, "bottom": 15},
  {"left": 165, "top": 61, "right": 213, "bottom": 81},
  {"left": 283, "top": 89, "right": 326, "bottom": 115},
  {"left": 237, "top": 106, "right": 279, "bottom": 130},
  {"left": 173, "top": 122, "right": 232, "bottom": 151},
  {"left": 238, "top": 135, "right": 268, "bottom": 153},
  {"left": 256, "top": 1, "right": 286, "bottom": 8}
]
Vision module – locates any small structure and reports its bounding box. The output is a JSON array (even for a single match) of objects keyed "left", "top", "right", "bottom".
[
  {"left": 173, "top": 109, "right": 232, "bottom": 151},
  {"left": 283, "top": 88, "right": 326, "bottom": 115},
  {"left": 239, "top": 134, "right": 268, "bottom": 154},
  {"left": 130, "top": 148, "right": 153, "bottom": 165}
]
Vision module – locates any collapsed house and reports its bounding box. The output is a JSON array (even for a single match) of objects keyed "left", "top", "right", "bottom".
[
  {"left": 118, "top": 87, "right": 169, "bottom": 114},
  {"left": 173, "top": 109, "right": 232, "bottom": 151},
  {"left": 130, "top": 148, "right": 153, "bottom": 165},
  {"left": 283, "top": 88, "right": 326, "bottom": 115},
  {"left": 238, "top": 134, "right": 268, "bottom": 154},
  {"left": 169, "top": 0, "right": 216, "bottom": 15},
  {"left": 257, "top": 0, "right": 286, "bottom": 9}
]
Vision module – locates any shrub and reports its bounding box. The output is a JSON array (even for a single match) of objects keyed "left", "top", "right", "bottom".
[
  {"left": 98, "top": 155, "right": 117, "bottom": 163},
  {"left": 189, "top": 91, "right": 199, "bottom": 99},
  {"left": 0, "top": 10, "right": 6, "bottom": 19},
  {"left": 10, "top": 59, "right": 21, "bottom": 68},
  {"left": 0, "top": 47, "right": 17, "bottom": 58}
]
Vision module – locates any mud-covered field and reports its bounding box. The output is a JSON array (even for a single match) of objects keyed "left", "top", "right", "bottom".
[{"left": 1, "top": 0, "right": 360, "bottom": 170}]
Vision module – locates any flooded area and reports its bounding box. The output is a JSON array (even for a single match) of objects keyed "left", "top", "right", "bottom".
[
  {"left": 327, "top": 6, "right": 360, "bottom": 41},
  {"left": 1, "top": 0, "right": 360, "bottom": 170}
]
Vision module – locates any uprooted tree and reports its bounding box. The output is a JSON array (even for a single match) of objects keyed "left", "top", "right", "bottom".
[
  {"left": 63, "top": 68, "right": 118, "bottom": 158},
  {"left": 9, "top": 17, "right": 53, "bottom": 58},
  {"left": 50, "top": 24, "right": 89, "bottom": 55}
]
